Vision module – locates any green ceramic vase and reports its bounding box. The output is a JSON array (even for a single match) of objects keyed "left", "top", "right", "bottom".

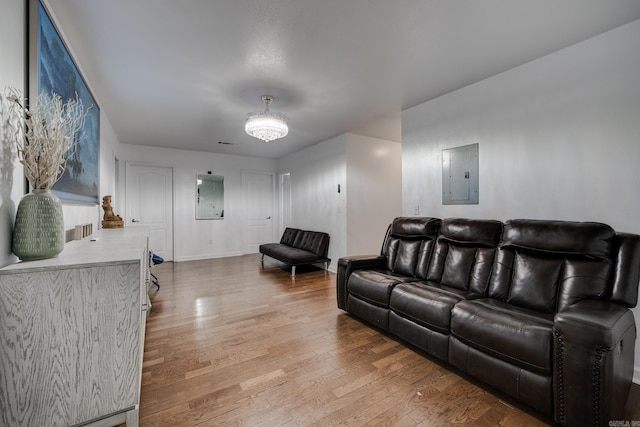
[{"left": 12, "top": 189, "right": 65, "bottom": 261}]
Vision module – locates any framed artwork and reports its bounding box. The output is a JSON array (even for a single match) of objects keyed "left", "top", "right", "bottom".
[{"left": 29, "top": 0, "right": 100, "bottom": 204}]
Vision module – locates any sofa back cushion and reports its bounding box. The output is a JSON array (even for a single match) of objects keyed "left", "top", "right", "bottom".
[
  {"left": 293, "top": 230, "right": 330, "bottom": 257},
  {"left": 382, "top": 217, "right": 440, "bottom": 278},
  {"left": 489, "top": 219, "right": 614, "bottom": 313},
  {"left": 280, "top": 228, "right": 300, "bottom": 246},
  {"left": 427, "top": 218, "right": 503, "bottom": 293}
]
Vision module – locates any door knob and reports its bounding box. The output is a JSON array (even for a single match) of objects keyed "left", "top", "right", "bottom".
[
  {"left": 267, "top": 216, "right": 271, "bottom": 219},
  {"left": 132, "top": 219, "right": 140, "bottom": 223}
]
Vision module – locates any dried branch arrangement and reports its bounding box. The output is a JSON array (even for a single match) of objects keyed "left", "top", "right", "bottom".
[{"left": 3, "top": 87, "right": 87, "bottom": 190}]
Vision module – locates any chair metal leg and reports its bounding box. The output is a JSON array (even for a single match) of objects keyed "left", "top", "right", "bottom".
[{"left": 151, "top": 272, "right": 160, "bottom": 289}]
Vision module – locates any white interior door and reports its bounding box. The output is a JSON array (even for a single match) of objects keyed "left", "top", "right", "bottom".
[
  {"left": 243, "top": 171, "right": 274, "bottom": 253},
  {"left": 126, "top": 163, "right": 174, "bottom": 261}
]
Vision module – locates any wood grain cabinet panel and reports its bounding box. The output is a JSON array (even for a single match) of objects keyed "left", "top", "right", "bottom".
[{"left": 0, "top": 227, "right": 150, "bottom": 427}]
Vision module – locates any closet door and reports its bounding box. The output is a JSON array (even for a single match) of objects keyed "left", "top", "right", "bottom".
[
  {"left": 243, "top": 171, "right": 274, "bottom": 253},
  {"left": 126, "top": 163, "right": 174, "bottom": 261}
]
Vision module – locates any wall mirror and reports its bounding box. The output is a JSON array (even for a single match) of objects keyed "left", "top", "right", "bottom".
[{"left": 196, "top": 173, "right": 224, "bottom": 219}]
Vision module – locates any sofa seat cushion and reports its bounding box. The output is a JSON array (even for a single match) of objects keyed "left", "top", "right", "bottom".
[
  {"left": 451, "top": 298, "right": 554, "bottom": 375},
  {"left": 348, "top": 270, "right": 417, "bottom": 307},
  {"left": 390, "top": 282, "right": 477, "bottom": 335},
  {"left": 259, "top": 243, "right": 323, "bottom": 265}
]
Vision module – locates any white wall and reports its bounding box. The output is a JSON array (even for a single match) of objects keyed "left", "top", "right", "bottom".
[
  {"left": 0, "top": 0, "right": 26, "bottom": 267},
  {"left": 346, "top": 134, "right": 402, "bottom": 256},
  {"left": 402, "top": 20, "right": 640, "bottom": 381},
  {"left": 0, "top": 0, "right": 109, "bottom": 266},
  {"left": 278, "top": 135, "right": 347, "bottom": 270},
  {"left": 99, "top": 115, "right": 125, "bottom": 215},
  {"left": 1, "top": 0, "right": 277, "bottom": 267},
  {"left": 118, "top": 144, "right": 277, "bottom": 262},
  {"left": 60, "top": 110, "right": 123, "bottom": 235},
  {"left": 277, "top": 132, "right": 402, "bottom": 269},
  {"left": 0, "top": 0, "right": 118, "bottom": 267}
]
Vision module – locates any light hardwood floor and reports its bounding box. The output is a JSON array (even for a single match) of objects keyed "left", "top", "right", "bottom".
[{"left": 138, "top": 254, "right": 640, "bottom": 426}]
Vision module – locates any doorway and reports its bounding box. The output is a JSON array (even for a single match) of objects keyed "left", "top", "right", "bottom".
[
  {"left": 243, "top": 171, "right": 274, "bottom": 253},
  {"left": 125, "top": 163, "right": 174, "bottom": 261},
  {"left": 280, "top": 172, "right": 291, "bottom": 237}
]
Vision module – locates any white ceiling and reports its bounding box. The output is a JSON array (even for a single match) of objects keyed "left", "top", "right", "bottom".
[{"left": 46, "top": 0, "right": 640, "bottom": 159}]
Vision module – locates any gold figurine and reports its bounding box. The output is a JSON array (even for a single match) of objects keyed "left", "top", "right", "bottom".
[{"left": 101, "top": 195, "right": 124, "bottom": 228}]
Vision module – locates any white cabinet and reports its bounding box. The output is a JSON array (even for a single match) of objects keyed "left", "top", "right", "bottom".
[{"left": 0, "top": 227, "right": 150, "bottom": 427}]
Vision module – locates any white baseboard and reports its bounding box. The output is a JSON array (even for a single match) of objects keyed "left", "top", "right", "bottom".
[
  {"left": 174, "top": 253, "right": 337, "bottom": 275},
  {"left": 175, "top": 251, "right": 243, "bottom": 262}
]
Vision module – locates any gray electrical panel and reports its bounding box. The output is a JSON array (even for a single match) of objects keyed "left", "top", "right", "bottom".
[{"left": 442, "top": 143, "right": 479, "bottom": 205}]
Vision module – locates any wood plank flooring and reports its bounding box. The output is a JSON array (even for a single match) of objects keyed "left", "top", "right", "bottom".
[{"left": 138, "top": 254, "right": 640, "bottom": 426}]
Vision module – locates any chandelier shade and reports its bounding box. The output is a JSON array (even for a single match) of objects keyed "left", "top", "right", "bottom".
[{"left": 245, "top": 95, "right": 288, "bottom": 142}]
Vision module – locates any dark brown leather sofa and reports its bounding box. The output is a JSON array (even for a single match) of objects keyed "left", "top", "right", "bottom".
[
  {"left": 337, "top": 217, "right": 640, "bottom": 426},
  {"left": 260, "top": 227, "right": 330, "bottom": 277}
]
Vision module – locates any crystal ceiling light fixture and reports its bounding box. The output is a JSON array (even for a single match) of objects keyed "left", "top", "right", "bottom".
[{"left": 245, "top": 95, "right": 289, "bottom": 142}]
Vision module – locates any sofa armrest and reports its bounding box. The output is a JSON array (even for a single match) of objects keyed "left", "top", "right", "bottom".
[
  {"left": 336, "top": 255, "right": 387, "bottom": 310},
  {"left": 553, "top": 300, "right": 636, "bottom": 426}
]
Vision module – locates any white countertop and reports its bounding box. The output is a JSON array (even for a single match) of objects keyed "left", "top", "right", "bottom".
[{"left": 0, "top": 226, "right": 150, "bottom": 272}]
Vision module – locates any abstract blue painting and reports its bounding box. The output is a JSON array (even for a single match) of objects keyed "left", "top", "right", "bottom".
[{"left": 35, "top": 0, "right": 100, "bottom": 203}]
